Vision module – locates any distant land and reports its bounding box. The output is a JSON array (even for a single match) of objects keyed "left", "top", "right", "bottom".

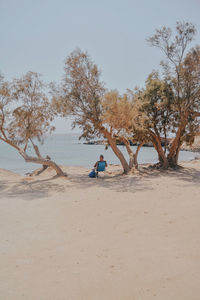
[{"left": 84, "top": 136, "right": 200, "bottom": 153}]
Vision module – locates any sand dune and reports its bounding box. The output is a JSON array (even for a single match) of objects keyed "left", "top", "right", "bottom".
[{"left": 1, "top": 161, "right": 200, "bottom": 300}]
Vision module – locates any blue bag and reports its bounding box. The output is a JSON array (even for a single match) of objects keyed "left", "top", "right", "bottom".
[{"left": 89, "top": 169, "right": 96, "bottom": 178}]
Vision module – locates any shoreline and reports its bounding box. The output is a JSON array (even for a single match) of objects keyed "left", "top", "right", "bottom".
[
  {"left": 1, "top": 134, "right": 199, "bottom": 176},
  {"left": 1, "top": 153, "right": 200, "bottom": 177}
]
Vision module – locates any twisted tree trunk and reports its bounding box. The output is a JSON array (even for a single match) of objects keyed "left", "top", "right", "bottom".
[
  {"left": 150, "top": 131, "right": 168, "bottom": 168},
  {"left": 167, "top": 123, "right": 186, "bottom": 167},
  {"left": 134, "top": 142, "right": 145, "bottom": 169},
  {"left": 120, "top": 137, "right": 144, "bottom": 170},
  {"left": 119, "top": 137, "right": 135, "bottom": 169},
  {"left": 0, "top": 136, "right": 66, "bottom": 177},
  {"left": 101, "top": 128, "right": 131, "bottom": 174},
  {"left": 20, "top": 151, "right": 66, "bottom": 176}
]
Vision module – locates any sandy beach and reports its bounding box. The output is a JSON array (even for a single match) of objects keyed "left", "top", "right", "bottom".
[{"left": 1, "top": 161, "right": 200, "bottom": 300}]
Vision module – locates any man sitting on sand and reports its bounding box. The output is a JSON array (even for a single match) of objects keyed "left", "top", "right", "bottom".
[
  {"left": 94, "top": 155, "right": 108, "bottom": 171},
  {"left": 89, "top": 155, "right": 107, "bottom": 178}
]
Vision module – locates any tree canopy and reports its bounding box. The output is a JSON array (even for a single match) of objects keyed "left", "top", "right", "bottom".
[{"left": 0, "top": 72, "right": 66, "bottom": 176}]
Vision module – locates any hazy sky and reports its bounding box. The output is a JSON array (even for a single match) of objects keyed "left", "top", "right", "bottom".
[{"left": 1, "top": 0, "right": 200, "bottom": 133}]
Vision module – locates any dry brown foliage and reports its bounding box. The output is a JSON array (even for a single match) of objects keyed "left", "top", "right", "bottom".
[{"left": 0, "top": 72, "right": 65, "bottom": 176}]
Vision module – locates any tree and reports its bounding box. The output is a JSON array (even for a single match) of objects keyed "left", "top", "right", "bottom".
[
  {"left": 146, "top": 21, "right": 200, "bottom": 167},
  {"left": 167, "top": 46, "right": 200, "bottom": 164},
  {"left": 54, "top": 49, "right": 137, "bottom": 173},
  {"left": 137, "top": 72, "right": 174, "bottom": 168},
  {"left": 0, "top": 72, "right": 66, "bottom": 176},
  {"left": 102, "top": 90, "right": 146, "bottom": 169}
]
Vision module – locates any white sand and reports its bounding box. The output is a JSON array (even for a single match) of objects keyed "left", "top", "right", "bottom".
[{"left": 0, "top": 161, "right": 200, "bottom": 300}]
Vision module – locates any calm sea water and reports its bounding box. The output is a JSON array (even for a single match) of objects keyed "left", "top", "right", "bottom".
[{"left": 0, "top": 134, "right": 198, "bottom": 174}]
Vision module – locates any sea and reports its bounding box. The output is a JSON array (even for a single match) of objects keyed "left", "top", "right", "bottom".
[{"left": 0, "top": 134, "right": 198, "bottom": 174}]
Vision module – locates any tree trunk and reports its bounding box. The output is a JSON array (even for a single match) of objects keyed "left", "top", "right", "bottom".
[
  {"left": 168, "top": 139, "right": 182, "bottom": 167},
  {"left": 150, "top": 132, "right": 168, "bottom": 168},
  {"left": 0, "top": 137, "right": 66, "bottom": 177},
  {"left": 129, "top": 153, "right": 134, "bottom": 169},
  {"left": 134, "top": 142, "right": 144, "bottom": 169},
  {"left": 32, "top": 143, "right": 42, "bottom": 158},
  {"left": 119, "top": 137, "right": 144, "bottom": 170},
  {"left": 119, "top": 137, "right": 135, "bottom": 169},
  {"left": 19, "top": 151, "right": 66, "bottom": 176},
  {"left": 175, "top": 144, "right": 181, "bottom": 164},
  {"left": 167, "top": 122, "right": 186, "bottom": 167},
  {"left": 101, "top": 128, "right": 131, "bottom": 173}
]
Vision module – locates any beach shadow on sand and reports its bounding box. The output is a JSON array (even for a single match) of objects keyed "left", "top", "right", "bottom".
[
  {"left": 1, "top": 164, "right": 200, "bottom": 200},
  {"left": 139, "top": 164, "right": 200, "bottom": 185},
  {"left": 0, "top": 177, "right": 65, "bottom": 200},
  {"left": 69, "top": 164, "right": 200, "bottom": 192},
  {"left": 69, "top": 172, "right": 154, "bottom": 193},
  {"left": 0, "top": 180, "right": 10, "bottom": 192}
]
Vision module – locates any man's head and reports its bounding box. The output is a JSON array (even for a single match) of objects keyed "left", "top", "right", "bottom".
[{"left": 100, "top": 155, "right": 104, "bottom": 161}]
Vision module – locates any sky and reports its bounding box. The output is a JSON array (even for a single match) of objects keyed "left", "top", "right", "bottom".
[{"left": 1, "top": 0, "right": 200, "bottom": 133}]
